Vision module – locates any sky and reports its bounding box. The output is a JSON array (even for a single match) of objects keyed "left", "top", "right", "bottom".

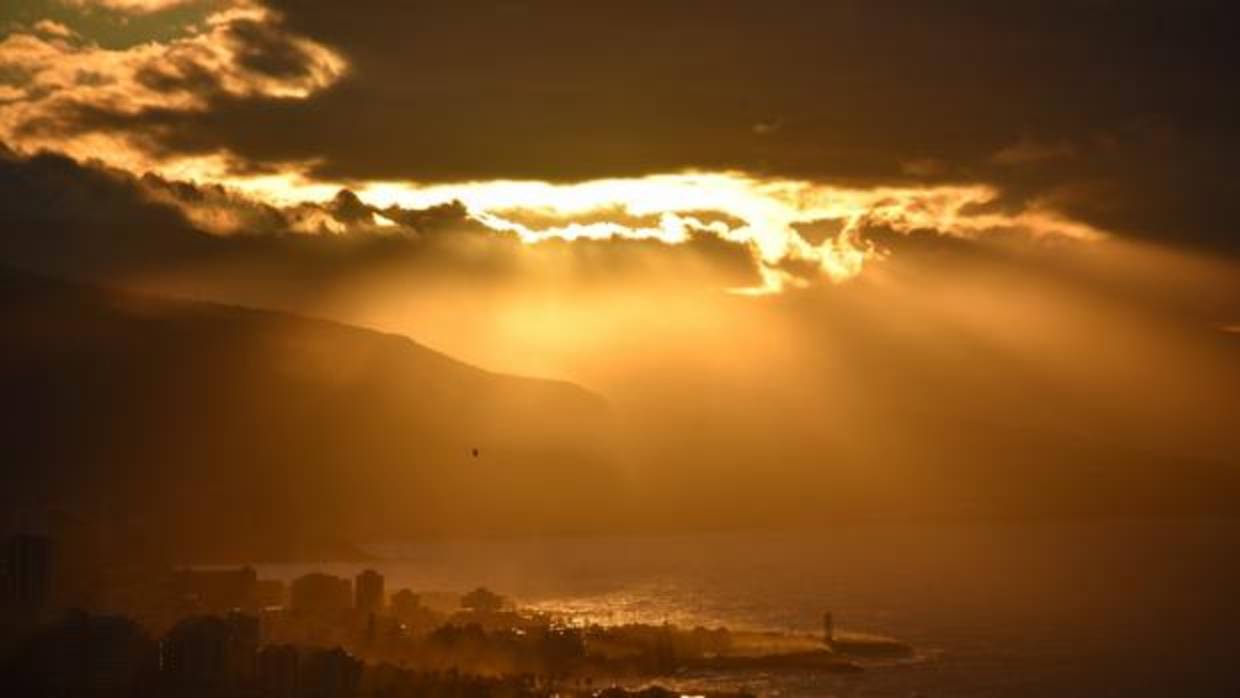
[
  {"left": 2, "top": 1, "right": 1239, "bottom": 521},
  {"left": 4, "top": 0, "right": 1237, "bottom": 290}
]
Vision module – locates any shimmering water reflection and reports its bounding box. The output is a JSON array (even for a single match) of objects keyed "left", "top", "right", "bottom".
[{"left": 257, "top": 519, "right": 1240, "bottom": 697}]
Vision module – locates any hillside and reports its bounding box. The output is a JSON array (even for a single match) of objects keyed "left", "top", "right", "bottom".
[{"left": 0, "top": 268, "right": 621, "bottom": 562}]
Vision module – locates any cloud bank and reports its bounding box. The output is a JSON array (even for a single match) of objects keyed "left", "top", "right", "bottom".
[{"left": 4, "top": 0, "right": 1237, "bottom": 292}]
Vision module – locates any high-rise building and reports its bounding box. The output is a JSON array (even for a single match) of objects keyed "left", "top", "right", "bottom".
[
  {"left": 355, "top": 569, "right": 384, "bottom": 615},
  {"left": 1, "top": 533, "right": 52, "bottom": 613},
  {"left": 389, "top": 589, "right": 422, "bottom": 623}
]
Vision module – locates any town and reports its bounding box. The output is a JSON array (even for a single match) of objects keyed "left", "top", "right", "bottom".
[{"left": 2, "top": 533, "right": 906, "bottom": 698}]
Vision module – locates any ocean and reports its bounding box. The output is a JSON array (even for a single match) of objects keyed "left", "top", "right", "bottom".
[{"left": 256, "top": 518, "right": 1240, "bottom": 697}]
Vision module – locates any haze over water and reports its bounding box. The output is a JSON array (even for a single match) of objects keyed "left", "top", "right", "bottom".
[{"left": 254, "top": 518, "right": 1240, "bottom": 697}]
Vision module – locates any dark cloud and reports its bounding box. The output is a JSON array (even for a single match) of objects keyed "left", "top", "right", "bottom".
[
  {"left": 791, "top": 218, "right": 847, "bottom": 246},
  {"left": 323, "top": 188, "right": 370, "bottom": 225},
  {"left": 853, "top": 223, "right": 1015, "bottom": 270},
  {"left": 226, "top": 16, "right": 318, "bottom": 80},
  {"left": 489, "top": 206, "right": 746, "bottom": 233},
  {"left": 7, "top": 1, "right": 1240, "bottom": 256},
  {"left": 133, "top": 54, "right": 223, "bottom": 96},
  {"left": 680, "top": 228, "right": 761, "bottom": 287},
  {"left": 0, "top": 149, "right": 762, "bottom": 296},
  {"left": 991, "top": 137, "right": 1077, "bottom": 166},
  {"left": 378, "top": 199, "right": 472, "bottom": 234},
  {"left": 493, "top": 206, "right": 665, "bottom": 232},
  {"left": 138, "top": 170, "right": 290, "bottom": 234},
  {"left": 0, "top": 149, "right": 210, "bottom": 279}
]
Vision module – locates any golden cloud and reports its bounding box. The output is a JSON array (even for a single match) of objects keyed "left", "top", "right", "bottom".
[
  {"left": 59, "top": 0, "right": 203, "bottom": 15},
  {"left": 342, "top": 174, "right": 1105, "bottom": 292},
  {"left": 147, "top": 170, "right": 1102, "bottom": 294},
  {"left": 0, "top": 1, "right": 1111, "bottom": 294},
  {"left": 0, "top": 0, "right": 346, "bottom": 172}
]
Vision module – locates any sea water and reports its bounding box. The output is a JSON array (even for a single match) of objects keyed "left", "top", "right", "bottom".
[{"left": 257, "top": 518, "right": 1240, "bottom": 697}]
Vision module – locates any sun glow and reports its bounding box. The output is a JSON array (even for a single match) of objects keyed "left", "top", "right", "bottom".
[
  {"left": 156, "top": 163, "right": 1107, "bottom": 293},
  {"left": 356, "top": 173, "right": 1101, "bottom": 291},
  {"left": 0, "top": 0, "right": 1107, "bottom": 293}
]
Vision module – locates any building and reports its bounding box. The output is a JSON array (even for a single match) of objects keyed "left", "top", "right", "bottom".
[
  {"left": 354, "top": 569, "right": 384, "bottom": 615},
  {"left": 299, "top": 647, "right": 362, "bottom": 698},
  {"left": 255, "top": 578, "right": 288, "bottom": 608},
  {"left": 389, "top": 588, "right": 421, "bottom": 622},
  {"left": 290, "top": 573, "right": 352, "bottom": 619},
  {"left": 1, "top": 533, "right": 52, "bottom": 613},
  {"left": 12, "top": 611, "right": 158, "bottom": 698},
  {"left": 257, "top": 644, "right": 301, "bottom": 698},
  {"left": 161, "top": 612, "right": 259, "bottom": 691}
]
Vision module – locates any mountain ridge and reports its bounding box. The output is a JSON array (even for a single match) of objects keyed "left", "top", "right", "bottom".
[{"left": 0, "top": 265, "right": 622, "bottom": 563}]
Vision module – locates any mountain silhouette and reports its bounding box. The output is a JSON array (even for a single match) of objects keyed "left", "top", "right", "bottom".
[{"left": 0, "top": 267, "right": 621, "bottom": 562}]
